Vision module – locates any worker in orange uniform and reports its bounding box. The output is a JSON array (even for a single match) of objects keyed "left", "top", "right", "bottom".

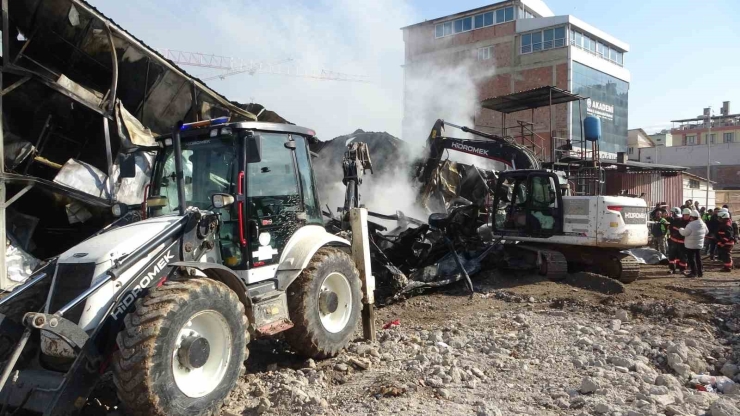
[
  {"left": 667, "top": 207, "right": 689, "bottom": 274},
  {"left": 716, "top": 209, "right": 735, "bottom": 272}
]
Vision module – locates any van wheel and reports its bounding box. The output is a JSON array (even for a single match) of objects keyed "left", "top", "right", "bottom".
[
  {"left": 113, "top": 278, "right": 248, "bottom": 416},
  {"left": 285, "top": 248, "right": 362, "bottom": 359}
]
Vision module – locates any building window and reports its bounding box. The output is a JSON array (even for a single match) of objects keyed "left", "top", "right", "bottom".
[
  {"left": 570, "top": 29, "right": 623, "bottom": 66},
  {"left": 628, "top": 147, "right": 634, "bottom": 155},
  {"left": 686, "top": 135, "right": 696, "bottom": 145},
  {"left": 478, "top": 46, "right": 492, "bottom": 60},
  {"left": 435, "top": 6, "right": 514, "bottom": 39},
  {"left": 521, "top": 26, "right": 566, "bottom": 54},
  {"left": 707, "top": 133, "right": 716, "bottom": 144},
  {"left": 689, "top": 179, "right": 700, "bottom": 189},
  {"left": 474, "top": 14, "right": 484, "bottom": 29},
  {"left": 724, "top": 132, "right": 734, "bottom": 143}
]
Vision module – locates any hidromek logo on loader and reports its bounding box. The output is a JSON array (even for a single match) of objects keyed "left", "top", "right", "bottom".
[
  {"left": 451, "top": 142, "right": 489, "bottom": 156},
  {"left": 112, "top": 251, "right": 174, "bottom": 320}
]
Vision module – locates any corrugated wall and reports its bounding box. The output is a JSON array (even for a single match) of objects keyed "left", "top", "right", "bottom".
[{"left": 605, "top": 171, "right": 683, "bottom": 208}]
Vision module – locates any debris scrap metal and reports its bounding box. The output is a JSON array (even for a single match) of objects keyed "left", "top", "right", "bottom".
[{"left": 0, "top": 0, "right": 290, "bottom": 289}]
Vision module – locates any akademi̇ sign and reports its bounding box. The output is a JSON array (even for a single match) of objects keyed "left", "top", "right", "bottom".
[{"left": 586, "top": 98, "right": 614, "bottom": 121}]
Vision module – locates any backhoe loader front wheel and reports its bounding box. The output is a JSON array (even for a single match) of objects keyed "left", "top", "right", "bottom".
[
  {"left": 285, "top": 247, "right": 362, "bottom": 359},
  {"left": 113, "top": 278, "right": 248, "bottom": 416}
]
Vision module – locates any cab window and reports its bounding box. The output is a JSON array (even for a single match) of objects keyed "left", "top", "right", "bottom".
[{"left": 246, "top": 133, "right": 302, "bottom": 266}]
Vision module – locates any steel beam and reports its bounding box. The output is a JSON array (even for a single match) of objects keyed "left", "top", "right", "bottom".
[{"left": 0, "top": 0, "right": 8, "bottom": 290}]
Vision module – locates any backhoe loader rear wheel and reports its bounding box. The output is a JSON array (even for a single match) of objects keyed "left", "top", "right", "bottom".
[
  {"left": 113, "top": 278, "right": 248, "bottom": 416},
  {"left": 285, "top": 247, "right": 362, "bottom": 359}
]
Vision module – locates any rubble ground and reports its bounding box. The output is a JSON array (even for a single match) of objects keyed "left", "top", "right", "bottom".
[{"left": 220, "top": 260, "right": 740, "bottom": 416}]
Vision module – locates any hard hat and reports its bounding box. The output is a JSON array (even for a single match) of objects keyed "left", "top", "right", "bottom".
[
  {"left": 690, "top": 210, "right": 700, "bottom": 218},
  {"left": 718, "top": 211, "right": 731, "bottom": 219},
  {"left": 682, "top": 208, "right": 692, "bottom": 215},
  {"left": 671, "top": 207, "right": 681, "bottom": 215}
]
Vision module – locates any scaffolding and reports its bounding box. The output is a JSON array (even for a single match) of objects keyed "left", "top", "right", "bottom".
[{"left": 480, "top": 86, "right": 588, "bottom": 164}]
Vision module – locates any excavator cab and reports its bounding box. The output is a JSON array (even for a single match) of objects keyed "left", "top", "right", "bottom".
[{"left": 492, "top": 170, "right": 564, "bottom": 237}]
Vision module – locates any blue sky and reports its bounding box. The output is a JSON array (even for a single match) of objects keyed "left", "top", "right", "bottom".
[{"left": 89, "top": 0, "right": 740, "bottom": 140}]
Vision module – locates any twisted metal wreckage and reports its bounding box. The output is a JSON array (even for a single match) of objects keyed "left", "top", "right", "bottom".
[
  {"left": 0, "top": 0, "right": 288, "bottom": 290},
  {"left": 322, "top": 120, "right": 541, "bottom": 303}
]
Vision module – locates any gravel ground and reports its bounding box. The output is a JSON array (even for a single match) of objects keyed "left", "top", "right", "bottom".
[{"left": 219, "top": 258, "right": 740, "bottom": 416}]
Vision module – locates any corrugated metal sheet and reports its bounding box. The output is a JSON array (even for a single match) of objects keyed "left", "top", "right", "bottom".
[{"left": 605, "top": 171, "right": 683, "bottom": 208}]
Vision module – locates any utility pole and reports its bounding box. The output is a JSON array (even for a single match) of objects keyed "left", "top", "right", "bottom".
[{"left": 706, "top": 106, "right": 712, "bottom": 210}]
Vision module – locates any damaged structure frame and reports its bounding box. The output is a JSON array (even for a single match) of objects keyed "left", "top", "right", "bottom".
[{"left": 0, "top": 0, "right": 262, "bottom": 290}]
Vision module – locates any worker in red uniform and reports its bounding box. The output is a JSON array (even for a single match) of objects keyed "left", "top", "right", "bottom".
[
  {"left": 717, "top": 210, "right": 735, "bottom": 272},
  {"left": 668, "top": 207, "right": 689, "bottom": 274}
]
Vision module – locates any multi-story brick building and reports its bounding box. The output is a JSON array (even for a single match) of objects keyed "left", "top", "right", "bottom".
[{"left": 401, "top": 0, "right": 630, "bottom": 161}]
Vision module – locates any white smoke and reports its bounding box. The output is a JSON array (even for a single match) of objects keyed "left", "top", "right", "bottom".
[{"left": 403, "top": 58, "right": 505, "bottom": 170}]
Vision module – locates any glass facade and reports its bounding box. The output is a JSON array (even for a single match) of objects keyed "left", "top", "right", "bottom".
[{"left": 571, "top": 62, "right": 629, "bottom": 154}]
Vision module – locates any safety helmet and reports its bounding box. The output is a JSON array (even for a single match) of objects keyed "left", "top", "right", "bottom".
[
  {"left": 718, "top": 211, "right": 731, "bottom": 219},
  {"left": 671, "top": 207, "right": 681, "bottom": 215},
  {"left": 682, "top": 208, "right": 692, "bottom": 215},
  {"left": 690, "top": 210, "right": 700, "bottom": 218}
]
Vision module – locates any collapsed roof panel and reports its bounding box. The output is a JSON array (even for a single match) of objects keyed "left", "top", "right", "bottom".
[
  {"left": 0, "top": 0, "right": 286, "bottom": 285},
  {"left": 8, "top": 0, "right": 257, "bottom": 134}
]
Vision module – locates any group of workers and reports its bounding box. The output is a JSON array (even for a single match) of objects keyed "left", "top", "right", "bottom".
[{"left": 650, "top": 199, "right": 737, "bottom": 277}]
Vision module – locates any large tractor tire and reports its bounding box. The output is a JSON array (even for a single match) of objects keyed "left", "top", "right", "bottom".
[
  {"left": 113, "top": 278, "right": 248, "bottom": 416},
  {"left": 0, "top": 279, "right": 50, "bottom": 362},
  {"left": 285, "top": 247, "right": 362, "bottom": 359}
]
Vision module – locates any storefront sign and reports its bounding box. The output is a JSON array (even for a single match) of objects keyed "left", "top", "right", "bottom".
[{"left": 586, "top": 98, "right": 614, "bottom": 121}]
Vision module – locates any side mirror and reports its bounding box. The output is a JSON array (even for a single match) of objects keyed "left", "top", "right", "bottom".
[
  {"left": 245, "top": 134, "right": 262, "bottom": 163},
  {"left": 211, "top": 193, "right": 235, "bottom": 209},
  {"left": 284, "top": 141, "right": 296, "bottom": 150}
]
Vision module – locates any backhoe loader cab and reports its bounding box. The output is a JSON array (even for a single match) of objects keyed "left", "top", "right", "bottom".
[
  {"left": 148, "top": 121, "right": 325, "bottom": 272},
  {"left": 0, "top": 120, "right": 365, "bottom": 416}
]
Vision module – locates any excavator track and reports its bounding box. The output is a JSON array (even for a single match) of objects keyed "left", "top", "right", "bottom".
[
  {"left": 610, "top": 254, "right": 641, "bottom": 283},
  {"left": 515, "top": 245, "right": 568, "bottom": 281}
]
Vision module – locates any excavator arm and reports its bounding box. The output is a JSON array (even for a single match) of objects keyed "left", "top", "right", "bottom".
[
  {"left": 416, "top": 119, "right": 542, "bottom": 211},
  {"left": 418, "top": 119, "right": 541, "bottom": 185}
]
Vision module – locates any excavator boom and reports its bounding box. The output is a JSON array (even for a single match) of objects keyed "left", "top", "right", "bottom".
[{"left": 417, "top": 119, "right": 541, "bottom": 187}]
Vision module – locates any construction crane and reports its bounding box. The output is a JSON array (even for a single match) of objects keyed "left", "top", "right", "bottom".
[{"left": 158, "top": 49, "right": 370, "bottom": 83}]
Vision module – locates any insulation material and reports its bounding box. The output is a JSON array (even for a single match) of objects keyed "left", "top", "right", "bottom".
[
  {"left": 110, "top": 151, "right": 155, "bottom": 205},
  {"left": 6, "top": 210, "right": 39, "bottom": 251},
  {"left": 115, "top": 100, "right": 157, "bottom": 150},
  {"left": 66, "top": 201, "right": 93, "bottom": 224},
  {"left": 6, "top": 238, "right": 40, "bottom": 284},
  {"left": 56, "top": 74, "right": 104, "bottom": 108},
  {"left": 53, "top": 159, "right": 110, "bottom": 200},
  {"left": 3, "top": 131, "right": 35, "bottom": 170}
]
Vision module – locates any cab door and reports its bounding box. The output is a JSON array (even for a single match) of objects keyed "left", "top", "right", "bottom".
[
  {"left": 244, "top": 133, "right": 304, "bottom": 269},
  {"left": 492, "top": 171, "right": 563, "bottom": 236},
  {"left": 525, "top": 173, "right": 564, "bottom": 236}
]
